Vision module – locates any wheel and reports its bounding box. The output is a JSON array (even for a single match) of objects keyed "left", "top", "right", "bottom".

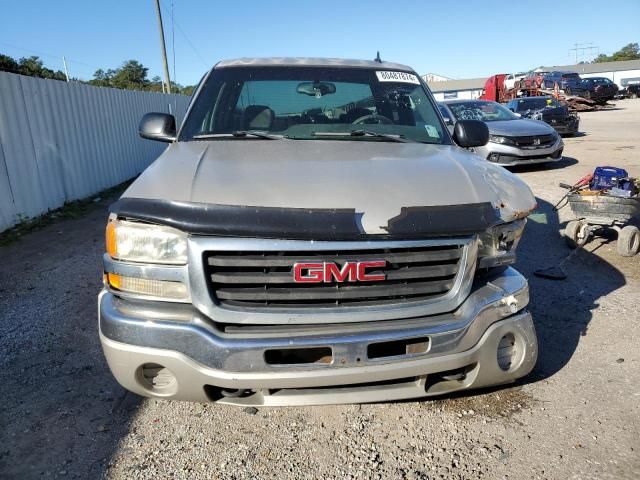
[
  {"left": 630, "top": 92, "right": 638, "bottom": 99},
  {"left": 565, "top": 87, "right": 572, "bottom": 95},
  {"left": 565, "top": 220, "right": 587, "bottom": 248},
  {"left": 584, "top": 91, "right": 591, "bottom": 100},
  {"left": 617, "top": 226, "right": 640, "bottom": 256}
]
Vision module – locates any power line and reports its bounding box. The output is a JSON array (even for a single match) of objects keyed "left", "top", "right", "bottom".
[
  {"left": 568, "top": 42, "right": 599, "bottom": 63},
  {"left": 0, "top": 40, "right": 101, "bottom": 73},
  {"left": 159, "top": 0, "right": 208, "bottom": 68}
]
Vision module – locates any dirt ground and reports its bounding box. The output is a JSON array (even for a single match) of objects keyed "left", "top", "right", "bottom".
[{"left": 1, "top": 100, "right": 639, "bottom": 480}]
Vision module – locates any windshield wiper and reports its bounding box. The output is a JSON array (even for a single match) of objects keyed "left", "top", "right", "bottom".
[
  {"left": 191, "top": 130, "right": 283, "bottom": 140},
  {"left": 312, "top": 130, "right": 415, "bottom": 143},
  {"left": 232, "top": 130, "right": 283, "bottom": 139}
]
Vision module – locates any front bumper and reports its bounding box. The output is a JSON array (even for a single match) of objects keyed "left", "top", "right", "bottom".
[
  {"left": 547, "top": 119, "right": 579, "bottom": 135},
  {"left": 478, "top": 137, "right": 564, "bottom": 166},
  {"left": 99, "top": 267, "right": 538, "bottom": 406},
  {"left": 552, "top": 124, "right": 578, "bottom": 135}
]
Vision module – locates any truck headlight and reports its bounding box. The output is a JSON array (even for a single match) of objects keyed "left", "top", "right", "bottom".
[
  {"left": 477, "top": 219, "right": 526, "bottom": 269},
  {"left": 106, "top": 218, "right": 187, "bottom": 265},
  {"left": 104, "top": 217, "right": 189, "bottom": 301}
]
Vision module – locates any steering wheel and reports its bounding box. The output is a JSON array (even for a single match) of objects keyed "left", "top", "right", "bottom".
[{"left": 351, "top": 113, "right": 393, "bottom": 125}]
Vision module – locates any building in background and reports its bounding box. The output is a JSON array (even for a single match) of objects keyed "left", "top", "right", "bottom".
[
  {"left": 421, "top": 73, "right": 452, "bottom": 83},
  {"left": 425, "top": 59, "right": 640, "bottom": 100},
  {"left": 427, "top": 77, "right": 486, "bottom": 101}
]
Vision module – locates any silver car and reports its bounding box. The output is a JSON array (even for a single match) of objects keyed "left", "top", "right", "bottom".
[{"left": 439, "top": 100, "right": 564, "bottom": 166}]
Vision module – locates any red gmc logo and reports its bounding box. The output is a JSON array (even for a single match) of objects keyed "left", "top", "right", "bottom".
[{"left": 293, "top": 261, "right": 386, "bottom": 283}]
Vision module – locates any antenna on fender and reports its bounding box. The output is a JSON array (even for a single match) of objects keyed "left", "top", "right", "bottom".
[{"left": 374, "top": 51, "right": 382, "bottom": 63}]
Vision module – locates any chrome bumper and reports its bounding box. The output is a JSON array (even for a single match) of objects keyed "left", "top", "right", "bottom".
[{"left": 99, "top": 267, "right": 537, "bottom": 406}]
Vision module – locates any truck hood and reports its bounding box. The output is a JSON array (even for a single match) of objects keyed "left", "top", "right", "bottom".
[
  {"left": 123, "top": 140, "right": 536, "bottom": 234},
  {"left": 487, "top": 118, "right": 556, "bottom": 136}
]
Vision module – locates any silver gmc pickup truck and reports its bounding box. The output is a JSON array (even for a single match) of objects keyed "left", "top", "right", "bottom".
[{"left": 99, "top": 57, "right": 538, "bottom": 406}]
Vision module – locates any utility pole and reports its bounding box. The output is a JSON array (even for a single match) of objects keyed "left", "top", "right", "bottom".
[
  {"left": 154, "top": 0, "right": 171, "bottom": 94},
  {"left": 62, "top": 56, "right": 70, "bottom": 82}
]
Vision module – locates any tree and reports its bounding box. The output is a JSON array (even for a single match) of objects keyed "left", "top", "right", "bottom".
[
  {"left": 111, "top": 60, "right": 149, "bottom": 90},
  {"left": 593, "top": 42, "right": 640, "bottom": 63},
  {"left": 181, "top": 85, "right": 196, "bottom": 96},
  {"left": 15, "top": 56, "right": 66, "bottom": 81},
  {"left": 0, "top": 54, "right": 19, "bottom": 74},
  {"left": 0, "top": 55, "right": 67, "bottom": 80},
  {"left": 1, "top": 51, "right": 195, "bottom": 94}
]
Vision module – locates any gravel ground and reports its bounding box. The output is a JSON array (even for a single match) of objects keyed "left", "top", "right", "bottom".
[{"left": 1, "top": 100, "right": 639, "bottom": 480}]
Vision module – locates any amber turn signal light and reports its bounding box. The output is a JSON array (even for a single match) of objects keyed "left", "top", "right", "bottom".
[{"left": 106, "top": 221, "right": 117, "bottom": 257}]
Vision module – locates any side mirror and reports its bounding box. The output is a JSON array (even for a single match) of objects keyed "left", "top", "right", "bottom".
[
  {"left": 139, "top": 112, "right": 176, "bottom": 142},
  {"left": 452, "top": 120, "right": 489, "bottom": 148}
]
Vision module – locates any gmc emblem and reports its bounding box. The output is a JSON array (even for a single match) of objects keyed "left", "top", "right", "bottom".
[{"left": 293, "top": 261, "right": 386, "bottom": 283}]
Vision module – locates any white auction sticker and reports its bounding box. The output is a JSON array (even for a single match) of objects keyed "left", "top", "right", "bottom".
[{"left": 375, "top": 71, "right": 420, "bottom": 84}]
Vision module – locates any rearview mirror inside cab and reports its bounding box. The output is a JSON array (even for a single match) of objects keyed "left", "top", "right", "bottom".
[{"left": 296, "top": 81, "right": 336, "bottom": 97}]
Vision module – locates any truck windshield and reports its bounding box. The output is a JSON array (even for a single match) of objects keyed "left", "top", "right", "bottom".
[
  {"left": 179, "top": 66, "right": 447, "bottom": 144},
  {"left": 446, "top": 101, "right": 519, "bottom": 122}
]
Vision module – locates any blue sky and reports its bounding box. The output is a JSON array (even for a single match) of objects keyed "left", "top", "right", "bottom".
[{"left": 1, "top": 0, "right": 638, "bottom": 86}]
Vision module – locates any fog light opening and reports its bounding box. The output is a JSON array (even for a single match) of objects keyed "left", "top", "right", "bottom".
[
  {"left": 220, "top": 388, "right": 250, "bottom": 398},
  {"left": 497, "top": 333, "right": 517, "bottom": 371},
  {"left": 139, "top": 363, "right": 176, "bottom": 390},
  {"left": 204, "top": 385, "right": 256, "bottom": 402}
]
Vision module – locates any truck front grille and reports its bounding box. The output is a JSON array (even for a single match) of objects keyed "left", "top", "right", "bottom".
[{"left": 204, "top": 244, "right": 465, "bottom": 309}]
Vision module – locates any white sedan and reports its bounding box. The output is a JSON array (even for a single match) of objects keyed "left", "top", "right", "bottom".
[{"left": 504, "top": 73, "right": 526, "bottom": 91}]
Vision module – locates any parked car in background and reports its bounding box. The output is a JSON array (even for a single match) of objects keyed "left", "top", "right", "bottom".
[
  {"left": 505, "top": 96, "right": 579, "bottom": 136},
  {"left": 565, "top": 77, "right": 618, "bottom": 103},
  {"left": 540, "top": 71, "right": 581, "bottom": 90},
  {"left": 522, "top": 71, "right": 548, "bottom": 89},
  {"left": 439, "top": 99, "right": 563, "bottom": 166},
  {"left": 504, "top": 72, "right": 527, "bottom": 90},
  {"left": 623, "top": 84, "right": 640, "bottom": 99}
]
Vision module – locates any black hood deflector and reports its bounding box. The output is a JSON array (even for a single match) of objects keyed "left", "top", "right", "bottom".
[{"left": 110, "top": 198, "right": 500, "bottom": 240}]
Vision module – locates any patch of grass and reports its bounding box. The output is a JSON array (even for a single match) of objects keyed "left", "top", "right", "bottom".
[{"left": 0, "top": 180, "right": 132, "bottom": 246}]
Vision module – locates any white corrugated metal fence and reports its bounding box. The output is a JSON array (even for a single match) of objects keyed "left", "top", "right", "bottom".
[{"left": 0, "top": 72, "right": 190, "bottom": 232}]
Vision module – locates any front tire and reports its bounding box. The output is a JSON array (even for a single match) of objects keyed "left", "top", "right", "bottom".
[{"left": 617, "top": 226, "right": 640, "bottom": 257}]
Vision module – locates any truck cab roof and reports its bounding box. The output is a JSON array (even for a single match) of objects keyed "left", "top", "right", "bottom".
[{"left": 215, "top": 57, "right": 415, "bottom": 72}]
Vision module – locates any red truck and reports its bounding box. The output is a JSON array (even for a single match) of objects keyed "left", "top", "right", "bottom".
[
  {"left": 480, "top": 74, "right": 550, "bottom": 103},
  {"left": 479, "top": 74, "right": 507, "bottom": 102}
]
